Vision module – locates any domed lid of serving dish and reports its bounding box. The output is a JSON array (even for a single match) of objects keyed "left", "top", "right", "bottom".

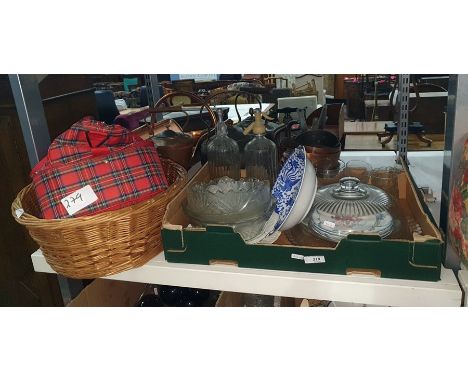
[{"left": 307, "top": 177, "right": 393, "bottom": 242}]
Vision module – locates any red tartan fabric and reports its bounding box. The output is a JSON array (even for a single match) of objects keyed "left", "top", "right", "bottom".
[
  {"left": 31, "top": 117, "right": 168, "bottom": 219},
  {"left": 47, "top": 116, "right": 139, "bottom": 165}
]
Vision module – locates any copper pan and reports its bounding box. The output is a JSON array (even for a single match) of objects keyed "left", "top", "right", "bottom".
[{"left": 304, "top": 145, "right": 341, "bottom": 170}]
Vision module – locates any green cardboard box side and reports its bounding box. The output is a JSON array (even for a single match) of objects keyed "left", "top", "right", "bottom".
[{"left": 162, "top": 164, "right": 443, "bottom": 282}]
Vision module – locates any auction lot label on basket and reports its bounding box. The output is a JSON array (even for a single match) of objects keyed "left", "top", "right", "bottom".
[{"left": 61, "top": 185, "right": 98, "bottom": 215}]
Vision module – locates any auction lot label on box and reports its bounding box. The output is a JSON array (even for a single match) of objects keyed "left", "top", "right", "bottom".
[{"left": 304, "top": 256, "right": 326, "bottom": 264}]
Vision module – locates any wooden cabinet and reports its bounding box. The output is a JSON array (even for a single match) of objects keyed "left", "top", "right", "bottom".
[{"left": 334, "top": 74, "right": 353, "bottom": 99}]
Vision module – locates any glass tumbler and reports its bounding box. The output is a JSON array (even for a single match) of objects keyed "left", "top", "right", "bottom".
[
  {"left": 316, "top": 158, "right": 345, "bottom": 186},
  {"left": 371, "top": 166, "right": 398, "bottom": 197},
  {"left": 344, "top": 160, "right": 372, "bottom": 183},
  {"left": 371, "top": 166, "right": 405, "bottom": 237}
]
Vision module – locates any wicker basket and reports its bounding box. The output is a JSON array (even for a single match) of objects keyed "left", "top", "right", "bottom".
[{"left": 11, "top": 159, "right": 187, "bottom": 279}]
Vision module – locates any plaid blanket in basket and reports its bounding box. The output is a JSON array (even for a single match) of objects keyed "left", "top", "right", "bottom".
[{"left": 31, "top": 117, "right": 168, "bottom": 219}]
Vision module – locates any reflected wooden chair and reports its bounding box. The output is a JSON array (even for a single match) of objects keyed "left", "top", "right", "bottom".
[
  {"left": 264, "top": 76, "right": 289, "bottom": 89},
  {"left": 376, "top": 81, "right": 445, "bottom": 147}
]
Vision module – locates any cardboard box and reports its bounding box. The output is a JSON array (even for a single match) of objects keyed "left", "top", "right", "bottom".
[
  {"left": 68, "top": 279, "right": 146, "bottom": 307},
  {"left": 215, "top": 292, "right": 329, "bottom": 307},
  {"left": 162, "top": 163, "right": 443, "bottom": 281}
]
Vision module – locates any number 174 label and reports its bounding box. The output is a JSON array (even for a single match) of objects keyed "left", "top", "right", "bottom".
[{"left": 60, "top": 185, "right": 98, "bottom": 216}]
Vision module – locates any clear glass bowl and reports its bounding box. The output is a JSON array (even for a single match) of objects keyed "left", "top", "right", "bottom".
[
  {"left": 185, "top": 207, "right": 272, "bottom": 241},
  {"left": 183, "top": 177, "right": 274, "bottom": 241},
  {"left": 185, "top": 177, "right": 271, "bottom": 221}
]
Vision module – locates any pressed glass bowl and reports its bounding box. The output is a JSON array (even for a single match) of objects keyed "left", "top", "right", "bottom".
[
  {"left": 185, "top": 177, "right": 271, "bottom": 220},
  {"left": 184, "top": 205, "right": 272, "bottom": 241},
  {"left": 183, "top": 177, "right": 273, "bottom": 241}
]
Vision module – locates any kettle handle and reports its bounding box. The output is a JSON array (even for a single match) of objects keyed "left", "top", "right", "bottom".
[
  {"left": 149, "top": 91, "right": 217, "bottom": 137},
  {"left": 147, "top": 107, "right": 188, "bottom": 136},
  {"left": 271, "top": 120, "right": 298, "bottom": 145}
]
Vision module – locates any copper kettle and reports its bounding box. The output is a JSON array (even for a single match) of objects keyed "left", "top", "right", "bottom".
[{"left": 150, "top": 119, "right": 194, "bottom": 170}]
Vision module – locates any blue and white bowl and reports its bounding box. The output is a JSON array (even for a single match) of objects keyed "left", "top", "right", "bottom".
[{"left": 272, "top": 146, "right": 317, "bottom": 231}]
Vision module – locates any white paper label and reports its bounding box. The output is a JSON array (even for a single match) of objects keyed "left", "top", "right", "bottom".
[
  {"left": 323, "top": 220, "right": 336, "bottom": 228},
  {"left": 304, "top": 255, "right": 326, "bottom": 264},
  {"left": 15, "top": 208, "right": 24, "bottom": 218},
  {"left": 61, "top": 185, "right": 98, "bottom": 216},
  {"left": 291, "top": 253, "right": 304, "bottom": 260}
]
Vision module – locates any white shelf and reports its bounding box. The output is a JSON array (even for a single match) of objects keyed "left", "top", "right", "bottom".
[
  {"left": 30, "top": 151, "right": 459, "bottom": 306},
  {"left": 31, "top": 249, "right": 462, "bottom": 307}
]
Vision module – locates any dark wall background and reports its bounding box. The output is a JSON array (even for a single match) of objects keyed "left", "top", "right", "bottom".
[{"left": 0, "top": 74, "right": 97, "bottom": 306}]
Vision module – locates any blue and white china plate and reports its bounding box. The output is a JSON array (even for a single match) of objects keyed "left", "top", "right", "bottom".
[{"left": 272, "top": 146, "right": 307, "bottom": 230}]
